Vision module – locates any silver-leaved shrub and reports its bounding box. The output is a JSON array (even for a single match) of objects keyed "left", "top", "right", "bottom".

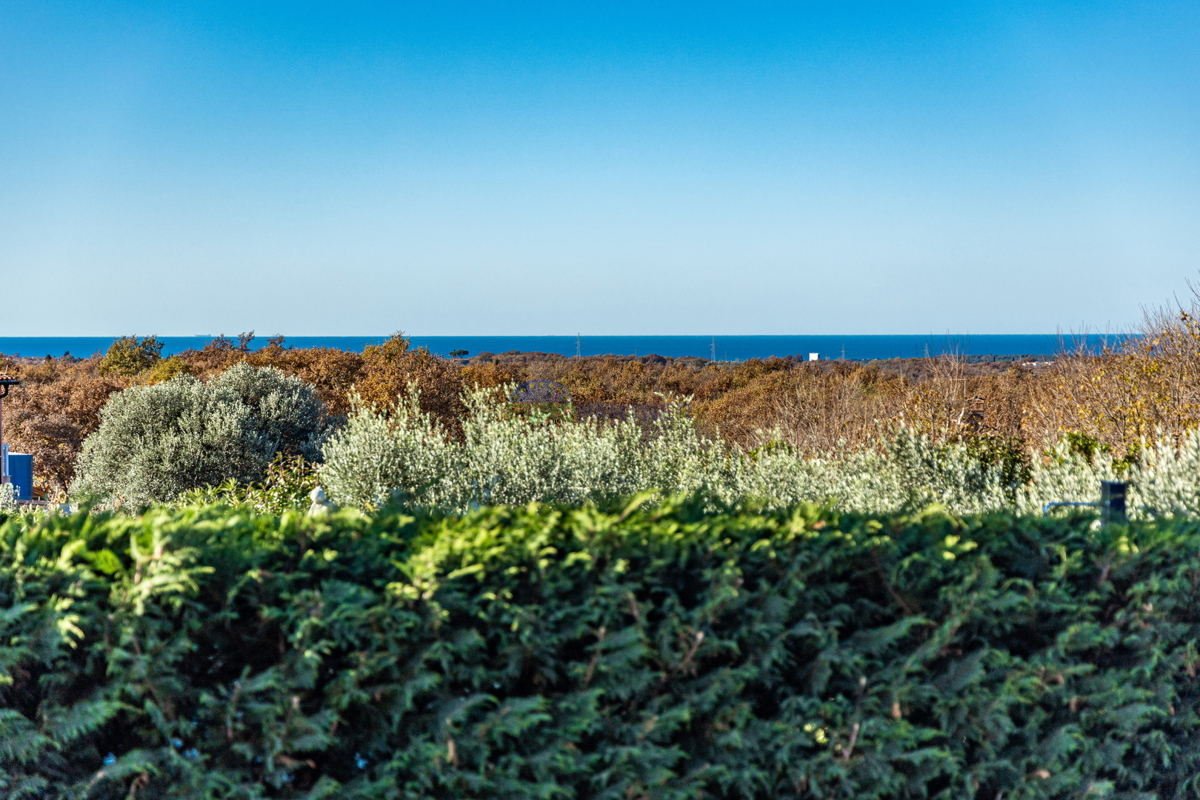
[
  {"left": 72, "top": 363, "right": 327, "bottom": 508},
  {"left": 0, "top": 482, "right": 17, "bottom": 514},
  {"left": 1126, "top": 430, "right": 1200, "bottom": 518},
  {"left": 322, "top": 386, "right": 1200, "bottom": 518},
  {"left": 321, "top": 387, "right": 1014, "bottom": 514}
]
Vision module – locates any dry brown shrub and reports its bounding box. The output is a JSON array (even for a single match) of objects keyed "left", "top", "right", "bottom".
[
  {"left": 699, "top": 364, "right": 901, "bottom": 452},
  {"left": 171, "top": 335, "right": 367, "bottom": 419},
  {"left": 505, "top": 356, "right": 787, "bottom": 411},
  {"left": 244, "top": 343, "right": 365, "bottom": 419},
  {"left": 354, "top": 334, "right": 466, "bottom": 430},
  {"left": 1024, "top": 307, "right": 1200, "bottom": 459},
  {"left": 176, "top": 332, "right": 260, "bottom": 377},
  {"left": 459, "top": 361, "right": 523, "bottom": 390},
  {"left": 1, "top": 356, "right": 126, "bottom": 496},
  {"left": 181, "top": 333, "right": 470, "bottom": 427},
  {"left": 696, "top": 357, "right": 1036, "bottom": 454},
  {"left": 551, "top": 358, "right": 668, "bottom": 406},
  {"left": 900, "top": 357, "right": 1023, "bottom": 438}
]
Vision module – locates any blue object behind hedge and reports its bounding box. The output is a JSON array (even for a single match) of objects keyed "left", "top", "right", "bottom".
[{"left": 7, "top": 453, "right": 32, "bottom": 500}]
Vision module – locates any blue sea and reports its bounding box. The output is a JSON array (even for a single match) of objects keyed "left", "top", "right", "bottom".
[{"left": 0, "top": 334, "right": 1129, "bottom": 361}]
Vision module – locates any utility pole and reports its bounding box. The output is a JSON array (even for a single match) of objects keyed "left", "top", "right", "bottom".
[
  {"left": 711, "top": 337, "right": 716, "bottom": 362},
  {"left": 575, "top": 333, "right": 581, "bottom": 358}
]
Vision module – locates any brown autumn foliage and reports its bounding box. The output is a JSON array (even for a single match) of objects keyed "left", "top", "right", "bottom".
[
  {"left": 9, "top": 294, "right": 1200, "bottom": 493},
  {"left": 0, "top": 355, "right": 128, "bottom": 497},
  {"left": 172, "top": 332, "right": 467, "bottom": 426},
  {"left": 1024, "top": 306, "right": 1200, "bottom": 461},
  {"left": 484, "top": 351, "right": 1034, "bottom": 450}
]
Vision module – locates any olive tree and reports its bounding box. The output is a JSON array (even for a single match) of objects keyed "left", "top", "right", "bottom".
[{"left": 71, "top": 363, "right": 326, "bottom": 507}]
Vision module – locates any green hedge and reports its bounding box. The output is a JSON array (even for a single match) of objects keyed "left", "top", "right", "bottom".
[{"left": 2, "top": 499, "right": 1200, "bottom": 798}]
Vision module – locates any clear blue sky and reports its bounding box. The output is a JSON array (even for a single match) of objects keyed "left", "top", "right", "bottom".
[{"left": 2, "top": 1, "right": 1197, "bottom": 335}]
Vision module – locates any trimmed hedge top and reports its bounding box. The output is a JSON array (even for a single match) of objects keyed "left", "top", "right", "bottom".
[{"left": 2, "top": 499, "right": 1200, "bottom": 798}]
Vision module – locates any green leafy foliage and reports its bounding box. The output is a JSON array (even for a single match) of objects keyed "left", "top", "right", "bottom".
[
  {"left": 180, "top": 454, "right": 321, "bottom": 514},
  {"left": 98, "top": 335, "right": 164, "bottom": 377},
  {"left": 960, "top": 433, "right": 1032, "bottom": 498},
  {"left": 1064, "top": 432, "right": 1106, "bottom": 465},
  {"left": 71, "top": 364, "right": 328, "bottom": 508},
  {"left": 2, "top": 501, "right": 1200, "bottom": 798},
  {"left": 146, "top": 356, "right": 193, "bottom": 385}
]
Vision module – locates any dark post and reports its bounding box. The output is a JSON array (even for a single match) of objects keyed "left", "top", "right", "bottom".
[{"left": 1100, "top": 481, "right": 1127, "bottom": 524}]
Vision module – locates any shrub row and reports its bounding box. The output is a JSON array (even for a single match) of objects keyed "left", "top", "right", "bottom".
[
  {"left": 48, "top": 352, "right": 1200, "bottom": 517},
  {"left": 12, "top": 297, "right": 1200, "bottom": 500},
  {"left": 321, "top": 388, "right": 1014, "bottom": 515},
  {"left": 322, "top": 386, "right": 1200, "bottom": 519},
  {"left": 3, "top": 500, "right": 1200, "bottom": 798}
]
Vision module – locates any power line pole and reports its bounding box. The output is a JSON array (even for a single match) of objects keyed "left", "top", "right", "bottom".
[{"left": 575, "top": 333, "right": 581, "bottom": 358}]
